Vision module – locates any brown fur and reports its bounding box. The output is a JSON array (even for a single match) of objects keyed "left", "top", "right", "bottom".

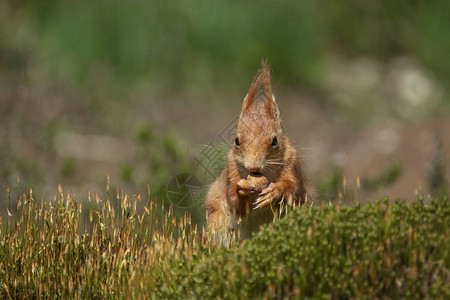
[{"left": 205, "top": 61, "right": 307, "bottom": 239}]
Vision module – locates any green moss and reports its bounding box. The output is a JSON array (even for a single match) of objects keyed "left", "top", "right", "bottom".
[{"left": 148, "top": 197, "right": 450, "bottom": 299}]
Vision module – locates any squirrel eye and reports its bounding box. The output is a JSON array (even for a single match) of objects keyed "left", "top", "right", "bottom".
[
  {"left": 272, "top": 136, "right": 278, "bottom": 146},
  {"left": 235, "top": 137, "right": 240, "bottom": 146}
]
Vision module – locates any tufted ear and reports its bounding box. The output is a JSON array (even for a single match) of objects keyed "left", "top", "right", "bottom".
[
  {"left": 260, "top": 61, "right": 277, "bottom": 118},
  {"left": 241, "top": 67, "right": 262, "bottom": 113},
  {"left": 241, "top": 61, "right": 276, "bottom": 116}
]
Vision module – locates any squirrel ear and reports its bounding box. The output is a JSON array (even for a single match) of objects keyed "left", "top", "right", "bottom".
[
  {"left": 241, "top": 61, "right": 274, "bottom": 114},
  {"left": 260, "top": 61, "right": 277, "bottom": 119},
  {"left": 241, "top": 68, "right": 263, "bottom": 113},
  {"left": 260, "top": 62, "right": 283, "bottom": 129}
]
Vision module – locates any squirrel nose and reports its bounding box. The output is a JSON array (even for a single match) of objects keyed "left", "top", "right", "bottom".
[
  {"left": 247, "top": 166, "right": 262, "bottom": 173},
  {"left": 245, "top": 155, "right": 263, "bottom": 173},
  {"left": 248, "top": 166, "right": 261, "bottom": 173}
]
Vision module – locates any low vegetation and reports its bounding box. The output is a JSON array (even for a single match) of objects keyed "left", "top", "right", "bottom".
[
  {"left": 0, "top": 181, "right": 448, "bottom": 299},
  {"left": 148, "top": 196, "right": 449, "bottom": 299}
]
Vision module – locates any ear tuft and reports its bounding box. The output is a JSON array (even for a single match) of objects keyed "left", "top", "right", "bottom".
[
  {"left": 260, "top": 60, "right": 273, "bottom": 104},
  {"left": 241, "top": 60, "right": 274, "bottom": 113}
]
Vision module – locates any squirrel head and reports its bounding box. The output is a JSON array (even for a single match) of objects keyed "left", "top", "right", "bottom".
[{"left": 232, "top": 61, "right": 285, "bottom": 180}]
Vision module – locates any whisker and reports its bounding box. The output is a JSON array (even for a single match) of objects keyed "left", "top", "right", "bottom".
[
  {"left": 264, "top": 166, "right": 279, "bottom": 179},
  {"left": 266, "top": 161, "right": 284, "bottom": 165}
]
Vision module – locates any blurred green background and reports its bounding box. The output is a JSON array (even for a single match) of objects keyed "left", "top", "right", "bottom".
[{"left": 1, "top": 0, "right": 449, "bottom": 223}]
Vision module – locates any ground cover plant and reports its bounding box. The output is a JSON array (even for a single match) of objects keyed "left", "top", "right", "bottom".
[
  {"left": 148, "top": 197, "right": 449, "bottom": 299},
  {"left": 0, "top": 180, "right": 448, "bottom": 299}
]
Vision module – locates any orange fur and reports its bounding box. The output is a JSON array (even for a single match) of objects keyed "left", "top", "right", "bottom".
[{"left": 205, "top": 62, "right": 307, "bottom": 239}]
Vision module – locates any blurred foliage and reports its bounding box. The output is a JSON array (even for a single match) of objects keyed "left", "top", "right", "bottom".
[
  {"left": 427, "top": 137, "right": 448, "bottom": 197},
  {"left": 119, "top": 163, "right": 133, "bottom": 182},
  {"left": 33, "top": 0, "right": 321, "bottom": 94},
  {"left": 128, "top": 122, "right": 207, "bottom": 223},
  {"left": 317, "top": 168, "right": 343, "bottom": 201},
  {"left": 1, "top": 0, "right": 450, "bottom": 222},
  {"left": 3, "top": 0, "right": 450, "bottom": 95},
  {"left": 60, "top": 157, "right": 75, "bottom": 178},
  {"left": 362, "top": 162, "right": 403, "bottom": 191}
]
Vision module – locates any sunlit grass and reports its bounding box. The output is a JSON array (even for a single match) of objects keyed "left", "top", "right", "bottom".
[{"left": 0, "top": 179, "right": 204, "bottom": 298}]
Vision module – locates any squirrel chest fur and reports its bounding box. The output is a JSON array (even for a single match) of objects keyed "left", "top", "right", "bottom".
[{"left": 205, "top": 62, "right": 307, "bottom": 240}]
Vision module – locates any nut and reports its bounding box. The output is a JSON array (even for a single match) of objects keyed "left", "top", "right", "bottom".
[{"left": 247, "top": 174, "right": 269, "bottom": 192}]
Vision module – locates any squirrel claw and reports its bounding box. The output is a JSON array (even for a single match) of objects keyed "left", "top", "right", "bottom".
[
  {"left": 255, "top": 183, "right": 278, "bottom": 208},
  {"left": 260, "top": 183, "right": 274, "bottom": 195},
  {"left": 254, "top": 196, "right": 272, "bottom": 209}
]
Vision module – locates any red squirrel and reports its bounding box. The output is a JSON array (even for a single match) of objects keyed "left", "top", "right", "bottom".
[{"left": 205, "top": 62, "right": 308, "bottom": 239}]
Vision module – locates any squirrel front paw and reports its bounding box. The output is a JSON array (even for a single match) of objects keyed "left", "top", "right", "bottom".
[
  {"left": 237, "top": 178, "right": 255, "bottom": 196},
  {"left": 254, "top": 182, "right": 288, "bottom": 209}
]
